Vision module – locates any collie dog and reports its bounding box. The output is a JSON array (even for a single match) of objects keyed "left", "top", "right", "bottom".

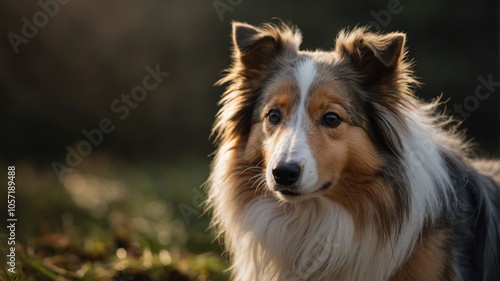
[{"left": 207, "top": 21, "right": 500, "bottom": 281}]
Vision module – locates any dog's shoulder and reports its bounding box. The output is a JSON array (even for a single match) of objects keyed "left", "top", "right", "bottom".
[{"left": 462, "top": 158, "right": 500, "bottom": 281}]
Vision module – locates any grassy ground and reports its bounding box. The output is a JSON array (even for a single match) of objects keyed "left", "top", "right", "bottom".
[{"left": 0, "top": 156, "right": 228, "bottom": 281}]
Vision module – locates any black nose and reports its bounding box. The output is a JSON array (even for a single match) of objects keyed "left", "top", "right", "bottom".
[{"left": 272, "top": 162, "right": 301, "bottom": 186}]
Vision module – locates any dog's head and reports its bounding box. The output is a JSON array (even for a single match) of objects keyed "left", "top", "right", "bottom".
[{"left": 214, "top": 22, "right": 417, "bottom": 203}]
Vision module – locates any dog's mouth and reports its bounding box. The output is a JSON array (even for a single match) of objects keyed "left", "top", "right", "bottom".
[
  {"left": 278, "top": 189, "right": 301, "bottom": 197},
  {"left": 276, "top": 181, "right": 332, "bottom": 199},
  {"left": 319, "top": 181, "right": 332, "bottom": 191}
]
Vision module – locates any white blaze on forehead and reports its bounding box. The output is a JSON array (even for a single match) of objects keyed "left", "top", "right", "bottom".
[
  {"left": 296, "top": 58, "right": 317, "bottom": 104},
  {"left": 290, "top": 58, "right": 316, "bottom": 145},
  {"left": 266, "top": 58, "right": 320, "bottom": 194}
]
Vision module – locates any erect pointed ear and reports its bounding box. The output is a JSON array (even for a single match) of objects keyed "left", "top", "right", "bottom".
[
  {"left": 335, "top": 28, "right": 413, "bottom": 158},
  {"left": 336, "top": 29, "right": 406, "bottom": 84},
  {"left": 231, "top": 22, "right": 299, "bottom": 75}
]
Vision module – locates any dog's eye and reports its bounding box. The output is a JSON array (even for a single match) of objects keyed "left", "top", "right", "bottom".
[
  {"left": 321, "top": 112, "right": 342, "bottom": 128},
  {"left": 267, "top": 109, "right": 282, "bottom": 125}
]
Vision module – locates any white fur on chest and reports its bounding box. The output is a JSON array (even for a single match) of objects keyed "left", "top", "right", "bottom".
[{"left": 227, "top": 197, "right": 400, "bottom": 281}]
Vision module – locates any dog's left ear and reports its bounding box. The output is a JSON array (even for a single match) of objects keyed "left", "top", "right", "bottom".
[
  {"left": 335, "top": 29, "right": 406, "bottom": 85},
  {"left": 336, "top": 29, "right": 412, "bottom": 157}
]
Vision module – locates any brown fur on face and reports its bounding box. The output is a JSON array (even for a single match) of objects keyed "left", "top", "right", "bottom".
[
  {"left": 306, "top": 82, "right": 395, "bottom": 239},
  {"left": 256, "top": 71, "right": 398, "bottom": 238}
]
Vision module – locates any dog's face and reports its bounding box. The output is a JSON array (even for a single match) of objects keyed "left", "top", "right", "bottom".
[
  {"left": 260, "top": 58, "right": 382, "bottom": 202},
  {"left": 215, "top": 22, "right": 416, "bottom": 204}
]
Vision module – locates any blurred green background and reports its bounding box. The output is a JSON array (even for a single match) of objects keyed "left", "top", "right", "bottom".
[{"left": 0, "top": 0, "right": 499, "bottom": 280}]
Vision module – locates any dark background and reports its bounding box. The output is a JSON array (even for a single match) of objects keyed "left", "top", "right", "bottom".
[{"left": 1, "top": 0, "right": 499, "bottom": 164}]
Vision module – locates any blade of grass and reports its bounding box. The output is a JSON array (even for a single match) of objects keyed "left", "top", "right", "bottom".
[{"left": 29, "top": 262, "right": 58, "bottom": 281}]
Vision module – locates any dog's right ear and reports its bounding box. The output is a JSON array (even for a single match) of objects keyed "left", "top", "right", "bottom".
[
  {"left": 213, "top": 23, "right": 300, "bottom": 144},
  {"left": 232, "top": 22, "right": 299, "bottom": 76}
]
